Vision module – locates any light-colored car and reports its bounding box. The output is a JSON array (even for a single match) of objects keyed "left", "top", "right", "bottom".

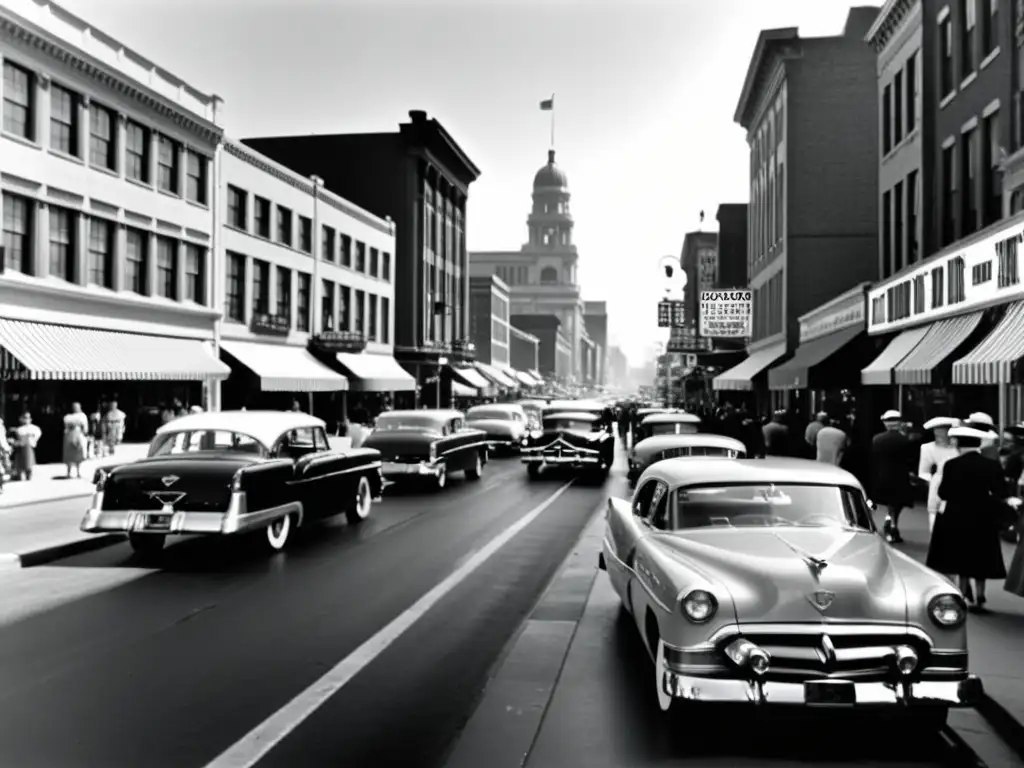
[
  {"left": 600, "top": 457, "right": 980, "bottom": 728},
  {"left": 627, "top": 413, "right": 711, "bottom": 484},
  {"left": 465, "top": 404, "right": 528, "bottom": 453}
]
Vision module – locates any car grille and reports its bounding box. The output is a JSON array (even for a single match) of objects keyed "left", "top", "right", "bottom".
[{"left": 102, "top": 479, "right": 232, "bottom": 513}]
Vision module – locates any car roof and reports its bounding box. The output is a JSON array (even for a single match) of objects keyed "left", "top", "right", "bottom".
[
  {"left": 544, "top": 399, "right": 606, "bottom": 412},
  {"left": 154, "top": 410, "right": 326, "bottom": 448},
  {"left": 378, "top": 409, "right": 463, "bottom": 424},
  {"left": 467, "top": 403, "right": 524, "bottom": 413},
  {"left": 641, "top": 412, "right": 701, "bottom": 425},
  {"left": 642, "top": 456, "right": 863, "bottom": 491},
  {"left": 644, "top": 433, "right": 746, "bottom": 449},
  {"left": 542, "top": 411, "right": 599, "bottom": 422}
]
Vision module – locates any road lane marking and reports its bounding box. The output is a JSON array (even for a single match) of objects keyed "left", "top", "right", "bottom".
[{"left": 202, "top": 479, "right": 576, "bottom": 768}]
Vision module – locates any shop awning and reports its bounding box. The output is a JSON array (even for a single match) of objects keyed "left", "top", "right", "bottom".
[
  {"left": 0, "top": 318, "right": 230, "bottom": 381},
  {"left": 528, "top": 369, "right": 543, "bottom": 382},
  {"left": 515, "top": 370, "right": 538, "bottom": 387},
  {"left": 475, "top": 362, "right": 517, "bottom": 388},
  {"left": 893, "top": 311, "right": 984, "bottom": 386},
  {"left": 496, "top": 363, "right": 520, "bottom": 382},
  {"left": 768, "top": 326, "right": 863, "bottom": 391},
  {"left": 334, "top": 352, "right": 416, "bottom": 391},
  {"left": 860, "top": 325, "right": 930, "bottom": 386},
  {"left": 451, "top": 381, "right": 477, "bottom": 398},
  {"left": 451, "top": 366, "right": 491, "bottom": 392},
  {"left": 952, "top": 302, "right": 1024, "bottom": 385},
  {"left": 711, "top": 342, "right": 786, "bottom": 391},
  {"left": 220, "top": 340, "right": 347, "bottom": 392}
]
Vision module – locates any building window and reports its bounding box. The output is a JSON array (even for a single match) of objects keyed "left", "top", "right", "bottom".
[
  {"left": 882, "top": 190, "right": 892, "bottom": 278},
  {"left": 962, "top": 127, "right": 979, "bottom": 236},
  {"left": 184, "top": 243, "right": 205, "bottom": 304},
  {"left": 370, "top": 247, "right": 379, "bottom": 277},
  {"left": 907, "top": 51, "right": 918, "bottom": 128},
  {"left": 541, "top": 266, "right": 558, "bottom": 284},
  {"left": 940, "top": 16, "right": 954, "bottom": 97},
  {"left": 383, "top": 253, "right": 392, "bottom": 281},
  {"left": 340, "top": 234, "right": 352, "bottom": 267},
  {"left": 89, "top": 104, "right": 116, "bottom": 171},
  {"left": 299, "top": 216, "right": 312, "bottom": 253},
  {"left": 894, "top": 72, "right": 904, "bottom": 145},
  {"left": 87, "top": 218, "right": 113, "bottom": 288},
  {"left": 296, "top": 272, "right": 311, "bottom": 332},
  {"left": 277, "top": 206, "right": 292, "bottom": 246},
  {"left": 225, "top": 252, "right": 245, "bottom": 322},
  {"left": 382, "top": 297, "right": 390, "bottom": 344},
  {"left": 907, "top": 169, "right": 920, "bottom": 264},
  {"left": 276, "top": 266, "right": 291, "bottom": 320},
  {"left": 157, "top": 135, "right": 179, "bottom": 193},
  {"left": 355, "top": 289, "right": 365, "bottom": 334},
  {"left": 882, "top": 84, "right": 892, "bottom": 155},
  {"left": 981, "top": 0, "right": 998, "bottom": 55},
  {"left": 50, "top": 83, "right": 77, "bottom": 156},
  {"left": 983, "top": 111, "right": 1002, "bottom": 226},
  {"left": 368, "top": 294, "right": 378, "bottom": 340},
  {"left": 932, "top": 265, "right": 946, "bottom": 308},
  {"left": 962, "top": 0, "right": 976, "bottom": 78},
  {"left": 775, "top": 162, "right": 784, "bottom": 238},
  {"left": 186, "top": 151, "right": 207, "bottom": 204},
  {"left": 227, "top": 186, "right": 246, "bottom": 230},
  {"left": 2, "top": 62, "right": 33, "bottom": 140},
  {"left": 48, "top": 206, "right": 74, "bottom": 281},
  {"left": 322, "top": 226, "right": 335, "bottom": 262},
  {"left": 949, "top": 255, "right": 967, "bottom": 302},
  {"left": 942, "top": 143, "right": 956, "bottom": 245},
  {"left": 355, "top": 241, "right": 366, "bottom": 272},
  {"left": 125, "top": 228, "right": 147, "bottom": 295},
  {"left": 155, "top": 237, "right": 176, "bottom": 299},
  {"left": 252, "top": 258, "right": 270, "bottom": 315},
  {"left": 339, "top": 285, "right": 351, "bottom": 331},
  {"left": 254, "top": 197, "right": 270, "bottom": 238},
  {"left": 895, "top": 181, "right": 905, "bottom": 272},
  {"left": 125, "top": 121, "right": 149, "bottom": 183},
  {"left": 321, "top": 280, "right": 335, "bottom": 332}
]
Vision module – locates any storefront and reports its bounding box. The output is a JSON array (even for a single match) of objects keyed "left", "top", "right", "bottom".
[
  {"left": 711, "top": 339, "right": 787, "bottom": 412},
  {"left": 450, "top": 366, "right": 492, "bottom": 398},
  {"left": 475, "top": 361, "right": 517, "bottom": 398}
]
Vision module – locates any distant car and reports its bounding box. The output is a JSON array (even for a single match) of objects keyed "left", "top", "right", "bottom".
[
  {"left": 361, "top": 409, "right": 489, "bottom": 490},
  {"left": 521, "top": 403, "right": 614, "bottom": 481},
  {"left": 516, "top": 399, "right": 547, "bottom": 429},
  {"left": 600, "top": 457, "right": 980, "bottom": 727},
  {"left": 628, "top": 432, "right": 745, "bottom": 486},
  {"left": 465, "top": 404, "right": 528, "bottom": 453},
  {"left": 80, "top": 410, "right": 384, "bottom": 557}
]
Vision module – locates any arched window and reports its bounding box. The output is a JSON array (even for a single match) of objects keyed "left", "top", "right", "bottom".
[{"left": 540, "top": 266, "right": 558, "bottom": 284}]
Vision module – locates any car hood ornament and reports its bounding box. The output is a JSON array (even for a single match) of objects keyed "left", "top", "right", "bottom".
[
  {"left": 808, "top": 589, "right": 836, "bottom": 612},
  {"left": 161, "top": 475, "right": 180, "bottom": 487}
]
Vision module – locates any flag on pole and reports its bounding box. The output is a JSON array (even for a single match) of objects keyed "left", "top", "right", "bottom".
[{"left": 539, "top": 97, "right": 554, "bottom": 110}]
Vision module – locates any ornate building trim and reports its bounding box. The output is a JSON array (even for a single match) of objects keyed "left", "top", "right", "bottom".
[
  {"left": 734, "top": 29, "right": 799, "bottom": 128},
  {"left": 865, "top": 0, "right": 919, "bottom": 53}
]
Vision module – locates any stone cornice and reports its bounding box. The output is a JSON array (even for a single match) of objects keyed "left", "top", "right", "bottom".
[
  {"left": 865, "top": 0, "right": 919, "bottom": 52},
  {"left": 735, "top": 28, "right": 799, "bottom": 128},
  {"left": 0, "top": 12, "right": 223, "bottom": 144}
]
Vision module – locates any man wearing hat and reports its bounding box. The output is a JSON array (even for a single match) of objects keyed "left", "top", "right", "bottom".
[
  {"left": 871, "top": 409, "right": 915, "bottom": 543},
  {"left": 804, "top": 411, "right": 829, "bottom": 459},
  {"left": 964, "top": 412, "right": 999, "bottom": 461},
  {"left": 918, "top": 417, "right": 959, "bottom": 533},
  {"left": 762, "top": 409, "right": 791, "bottom": 457}
]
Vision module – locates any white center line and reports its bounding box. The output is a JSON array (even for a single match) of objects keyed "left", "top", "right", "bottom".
[{"left": 202, "top": 479, "right": 575, "bottom": 768}]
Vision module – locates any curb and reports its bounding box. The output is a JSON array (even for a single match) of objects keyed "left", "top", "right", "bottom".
[
  {"left": 976, "top": 693, "right": 1024, "bottom": 762},
  {"left": 1, "top": 533, "right": 127, "bottom": 569},
  {"left": 0, "top": 489, "right": 92, "bottom": 512}
]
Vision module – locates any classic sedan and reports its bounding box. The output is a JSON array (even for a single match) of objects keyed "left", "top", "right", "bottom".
[
  {"left": 600, "top": 457, "right": 981, "bottom": 728},
  {"left": 516, "top": 399, "right": 547, "bottom": 429},
  {"left": 628, "top": 432, "right": 745, "bottom": 486},
  {"left": 521, "top": 409, "right": 614, "bottom": 481},
  {"left": 465, "top": 404, "right": 528, "bottom": 453},
  {"left": 80, "top": 410, "right": 384, "bottom": 557},
  {"left": 361, "top": 409, "right": 489, "bottom": 490}
]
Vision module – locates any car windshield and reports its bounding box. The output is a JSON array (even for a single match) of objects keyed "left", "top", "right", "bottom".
[
  {"left": 671, "top": 483, "right": 871, "bottom": 530},
  {"left": 659, "top": 445, "right": 744, "bottom": 458},
  {"left": 467, "top": 409, "right": 511, "bottom": 421},
  {"left": 544, "top": 417, "right": 597, "bottom": 432},
  {"left": 149, "top": 430, "right": 267, "bottom": 457},
  {"left": 648, "top": 422, "right": 700, "bottom": 436},
  {"left": 374, "top": 414, "right": 444, "bottom": 434}
]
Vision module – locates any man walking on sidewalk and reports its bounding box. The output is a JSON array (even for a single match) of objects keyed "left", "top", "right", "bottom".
[{"left": 872, "top": 410, "right": 915, "bottom": 544}]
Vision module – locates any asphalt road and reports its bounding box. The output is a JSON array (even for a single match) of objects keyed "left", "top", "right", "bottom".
[{"left": 0, "top": 455, "right": 608, "bottom": 768}]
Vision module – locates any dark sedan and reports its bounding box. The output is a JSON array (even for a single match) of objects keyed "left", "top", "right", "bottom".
[{"left": 521, "top": 409, "right": 614, "bottom": 482}]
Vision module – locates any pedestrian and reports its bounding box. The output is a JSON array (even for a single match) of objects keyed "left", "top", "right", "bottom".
[
  {"left": 917, "top": 416, "right": 960, "bottom": 533},
  {"left": 11, "top": 412, "right": 42, "bottom": 481},
  {"left": 870, "top": 409, "right": 915, "bottom": 543},
  {"left": 927, "top": 425, "right": 1009, "bottom": 610},
  {"left": 62, "top": 402, "right": 90, "bottom": 479},
  {"left": 89, "top": 405, "right": 103, "bottom": 458},
  {"left": 805, "top": 411, "right": 828, "bottom": 459},
  {"left": 101, "top": 401, "right": 126, "bottom": 457},
  {"left": 762, "top": 409, "right": 791, "bottom": 457},
  {"left": 0, "top": 418, "right": 10, "bottom": 493},
  {"left": 815, "top": 416, "right": 848, "bottom": 466},
  {"left": 965, "top": 412, "right": 999, "bottom": 461}
]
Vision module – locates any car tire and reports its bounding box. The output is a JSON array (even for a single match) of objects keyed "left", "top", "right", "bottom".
[
  {"left": 527, "top": 463, "right": 541, "bottom": 480},
  {"left": 434, "top": 464, "right": 447, "bottom": 491},
  {"left": 128, "top": 533, "right": 165, "bottom": 557},
  {"left": 466, "top": 452, "right": 483, "bottom": 480},
  {"left": 265, "top": 514, "right": 292, "bottom": 552},
  {"left": 345, "top": 476, "right": 373, "bottom": 525}
]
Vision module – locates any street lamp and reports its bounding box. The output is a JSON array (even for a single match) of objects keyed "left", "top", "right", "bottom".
[
  {"left": 658, "top": 255, "right": 686, "bottom": 293},
  {"left": 437, "top": 356, "right": 449, "bottom": 409}
]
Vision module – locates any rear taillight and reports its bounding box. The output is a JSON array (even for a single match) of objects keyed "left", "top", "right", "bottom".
[
  {"left": 230, "top": 469, "right": 244, "bottom": 492},
  {"left": 93, "top": 469, "right": 108, "bottom": 491}
]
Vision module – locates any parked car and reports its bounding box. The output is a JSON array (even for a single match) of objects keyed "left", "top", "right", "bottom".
[
  {"left": 627, "top": 431, "right": 745, "bottom": 486},
  {"left": 361, "top": 409, "right": 489, "bottom": 490},
  {"left": 521, "top": 403, "right": 615, "bottom": 481},
  {"left": 80, "top": 410, "right": 384, "bottom": 557},
  {"left": 599, "top": 456, "right": 980, "bottom": 726},
  {"left": 465, "top": 404, "right": 528, "bottom": 453}
]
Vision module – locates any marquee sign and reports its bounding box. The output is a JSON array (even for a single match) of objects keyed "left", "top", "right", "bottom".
[{"left": 699, "top": 290, "right": 752, "bottom": 338}]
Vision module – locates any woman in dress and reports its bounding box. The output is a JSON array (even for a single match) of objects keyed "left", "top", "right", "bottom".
[
  {"left": 927, "top": 425, "right": 1008, "bottom": 610},
  {"left": 62, "top": 402, "right": 90, "bottom": 479},
  {"left": 12, "top": 412, "right": 42, "bottom": 482},
  {"left": 918, "top": 416, "right": 960, "bottom": 533}
]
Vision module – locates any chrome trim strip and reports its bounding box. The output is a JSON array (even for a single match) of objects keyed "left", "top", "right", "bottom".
[{"left": 288, "top": 461, "right": 383, "bottom": 484}]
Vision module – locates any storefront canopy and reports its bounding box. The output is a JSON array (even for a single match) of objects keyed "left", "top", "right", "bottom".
[
  {"left": 0, "top": 318, "right": 230, "bottom": 381},
  {"left": 768, "top": 326, "right": 863, "bottom": 391},
  {"left": 893, "top": 311, "right": 983, "bottom": 386},
  {"left": 860, "top": 325, "right": 930, "bottom": 386},
  {"left": 711, "top": 342, "right": 786, "bottom": 391},
  {"left": 451, "top": 381, "right": 477, "bottom": 398},
  {"left": 952, "top": 301, "right": 1024, "bottom": 385},
  {"left": 334, "top": 352, "right": 416, "bottom": 391},
  {"left": 451, "top": 366, "right": 491, "bottom": 393},
  {"left": 528, "top": 369, "right": 543, "bottom": 382},
  {"left": 515, "top": 370, "right": 538, "bottom": 387},
  {"left": 220, "top": 339, "right": 347, "bottom": 392},
  {"left": 475, "top": 362, "right": 517, "bottom": 388}
]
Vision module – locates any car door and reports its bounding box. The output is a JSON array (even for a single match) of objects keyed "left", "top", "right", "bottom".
[
  {"left": 606, "top": 479, "right": 661, "bottom": 601},
  {"left": 282, "top": 427, "right": 327, "bottom": 517},
  {"left": 448, "top": 416, "right": 473, "bottom": 471}
]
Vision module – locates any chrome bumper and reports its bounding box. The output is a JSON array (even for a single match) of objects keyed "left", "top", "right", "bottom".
[
  {"left": 381, "top": 460, "right": 443, "bottom": 479},
  {"left": 661, "top": 670, "right": 983, "bottom": 707},
  {"left": 521, "top": 453, "right": 600, "bottom": 465}
]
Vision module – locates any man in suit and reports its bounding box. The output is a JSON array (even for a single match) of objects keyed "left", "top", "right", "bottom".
[
  {"left": 871, "top": 409, "right": 915, "bottom": 543},
  {"left": 762, "top": 409, "right": 791, "bottom": 457}
]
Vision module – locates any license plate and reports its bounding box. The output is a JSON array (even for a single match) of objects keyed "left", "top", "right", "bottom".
[
  {"left": 804, "top": 680, "right": 856, "bottom": 705},
  {"left": 383, "top": 462, "right": 413, "bottom": 474},
  {"left": 147, "top": 514, "right": 171, "bottom": 529}
]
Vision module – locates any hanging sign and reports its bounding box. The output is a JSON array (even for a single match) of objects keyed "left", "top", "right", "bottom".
[{"left": 699, "top": 290, "right": 752, "bottom": 338}]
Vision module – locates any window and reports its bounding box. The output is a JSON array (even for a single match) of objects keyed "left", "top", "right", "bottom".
[
  {"left": 541, "top": 266, "right": 558, "bottom": 283},
  {"left": 962, "top": 0, "right": 976, "bottom": 78},
  {"left": 87, "top": 218, "right": 113, "bottom": 287},
  {"left": 153, "top": 237, "right": 175, "bottom": 299},
  {"left": 907, "top": 51, "right": 918, "bottom": 128},
  {"left": 276, "top": 266, "right": 291, "bottom": 320},
  {"left": 355, "top": 241, "right": 366, "bottom": 272},
  {"left": 962, "top": 127, "right": 979, "bottom": 235},
  {"left": 883, "top": 84, "right": 892, "bottom": 154},
  {"left": 894, "top": 181, "right": 904, "bottom": 271},
  {"left": 2, "top": 61, "right": 32, "bottom": 139},
  {"left": 382, "top": 297, "right": 390, "bottom": 344},
  {"left": 125, "top": 121, "right": 149, "bottom": 182},
  {"left": 89, "top": 104, "right": 115, "bottom": 171},
  {"left": 382, "top": 252, "right": 392, "bottom": 281},
  {"left": 186, "top": 151, "right": 207, "bottom": 204},
  {"left": 339, "top": 285, "right": 351, "bottom": 331},
  {"left": 940, "top": 16, "right": 954, "bottom": 97},
  {"left": 225, "top": 252, "right": 245, "bottom": 322},
  {"left": 907, "top": 170, "right": 919, "bottom": 264},
  {"left": 321, "top": 280, "right": 335, "bottom": 332},
  {"left": 184, "top": 243, "right": 205, "bottom": 303},
  {"left": 125, "top": 228, "right": 147, "bottom": 294},
  {"left": 227, "top": 186, "right": 246, "bottom": 230},
  {"left": 894, "top": 73, "right": 904, "bottom": 144},
  {"left": 983, "top": 111, "right": 1002, "bottom": 226},
  {"left": 948, "top": 255, "right": 967, "bottom": 303},
  {"left": 368, "top": 294, "right": 378, "bottom": 340},
  {"left": 355, "top": 289, "right": 365, "bottom": 333},
  {"left": 157, "top": 135, "right": 178, "bottom": 193},
  {"left": 322, "top": 226, "right": 335, "bottom": 262},
  {"left": 942, "top": 143, "right": 956, "bottom": 245},
  {"left": 981, "top": 0, "right": 998, "bottom": 56},
  {"left": 296, "top": 272, "right": 311, "bottom": 332},
  {"left": 370, "top": 247, "right": 379, "bottom": 277},
  {"left": 49, "top": 83, "right": 77, "bottom": 155},
  {"left": 252, "top": 258, "right": 270, "bottom": 315},
  {"left": 340, "top": 234, "right": 352, "bottom": 267},
  {"left": 45, "top": 206, "right": 73, "bottom": 280},
  {"left": 998, "top": 232, "right": 1020, "bottom": 286},
  {"left": 277, "top": 206, "right": 292, "bottom": 245},
  {"left": 299, "top": 216, "right": 312, "bottom": 253},
  {"left": 972, "top": 260, "right": 993, "bottom": 284},
  {"left": 932, "top": 265, "right": 946, "bottom": 308}
]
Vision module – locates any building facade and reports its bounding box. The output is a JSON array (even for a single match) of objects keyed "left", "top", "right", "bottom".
[
  {"left": 715, "top": 204, "right": 749, "bottom": 292},
  {"left": 679, "top": 231, "right": 718, "bottom": 330},
  {"left": 1002, "top": 1, "right": 1024, "bottom": 210},
  {"left": 511, "top": 314, "right": 571, "bottom": 380},
  {"left": 469, "top": 275, "right": 510, "bottom": 367},
  {"left": 509, "top": 324, "right": 540, "bottom": 375},
  {"left": 583, "top": 300, "right": 607, "bottom": 385},
  {"left": 0, "top": 0, "right": 228, "bottom": 456},
  {"left": 607, "top": 345, "right": 628, "bottom": 388}
]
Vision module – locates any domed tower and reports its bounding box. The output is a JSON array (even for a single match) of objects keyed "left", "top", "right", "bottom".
[{"left": 526, "top": 149, "right": 575, "bottom": 252}]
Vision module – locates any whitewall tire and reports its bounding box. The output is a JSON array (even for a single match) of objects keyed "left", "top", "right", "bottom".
[
  {"left": 346, "top": 476, "right": 373, "bottom": 525},
  {"left": 266, "top": 514, "right": 291, "bottom": 552}
]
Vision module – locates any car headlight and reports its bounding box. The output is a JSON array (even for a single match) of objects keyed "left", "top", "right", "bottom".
[
  {"left": 521, "top": 438, "right": 529, "bottom": 446},
  {"left": 928, "top": 593, "right": 966, "bottom": 628},
  {"left": 680, "top": 589, "right": 717, "bottom": 623}
]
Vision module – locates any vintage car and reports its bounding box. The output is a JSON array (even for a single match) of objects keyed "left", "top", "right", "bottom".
[
  {"left": 521, "top": 403, "right": 615, "bottom": 480},
  {"left": 600, "top": 457, "right": 980, "bottom": 727},
  {"left": 80, "top": 411, "right": 384, "bottom": 557},
  {"left": 465, "top": 404, "right": 528, "bottom": 453},
  {"left": 627, "top": 431, "right": 745, "bottom": 486},
  {"left": 361, "top": 409, "right": 489, "bottom": 490},
  {"left": 516, "top": 399, "right": 547, "bottom": 429}
]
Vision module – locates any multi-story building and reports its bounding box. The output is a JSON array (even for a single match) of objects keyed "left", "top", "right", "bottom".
[
  {"left": 511, "top": 314, "right": 572, "bottom": 381},
  {"left": 217, "top": 140, "right": 411, "bottom": 419},
  {"left": 240, "top": 110, "right": 481, "bottom": 407},
  {"left": 714, "top": 204, "right": 749, "bottom": 291},
  {"left": 468, "top": 274, "right": 527, "bottom": 392},
  {"left": 0, "top": 0, "right": 227, "bottom": 455},
  {"left": 607, "top": 345, "right": 628, "bottom": 389},
  {"left": 583, "top": 300, "right": 607, "bottom": 385},
  {"left": 1004, "top": 1, "right": 1024, "bottom": 209},
  {"left": 679, "top": 231, "right": 718, "bottom": 331},
  {"left": 509, "top": 325, "right": 541, "bottom": 379},
  {"left": 713, "top": 7, "right": 881, "bottom": 417}
]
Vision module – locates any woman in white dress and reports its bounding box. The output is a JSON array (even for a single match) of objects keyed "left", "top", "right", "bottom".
[{"left": 918, "top": 416, "right": 960, "bottom": 533}]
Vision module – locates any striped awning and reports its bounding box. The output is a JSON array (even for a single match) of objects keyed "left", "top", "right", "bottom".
[
  {"left": 475, "top": 362, "right": 517, "bottom": 388},
  {"left": 220, "top": 339, "right": 347, "bottom": 392},
  {"left": 893, "top": 311, "right": 983, "bottom": 386},
  {"left": 334, "top": 352, "right": 416, "bottom": 391},
  {"left": 861, "top": 325, "right": 930, "bottom": 386},
  {"left": 450, "top": 366, "right": 492, "bottom": 395},
  {"left": 528, "top": 369, "right": 543, "bottom": 381},
  {"left": 451, "top": 381, "right": 477, "bottom": 398},
  {"left": 0, "top": 318, "right": 230, "bottom": 381},
  {"left": 515, "top": 370, "right": 538, "bottom": 387},
  {"left": 952, "top": 302, "right": 1024, "bottom": 385},
  {"left": 712, "top": 342, "right": 786, "bottom": 391}
]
